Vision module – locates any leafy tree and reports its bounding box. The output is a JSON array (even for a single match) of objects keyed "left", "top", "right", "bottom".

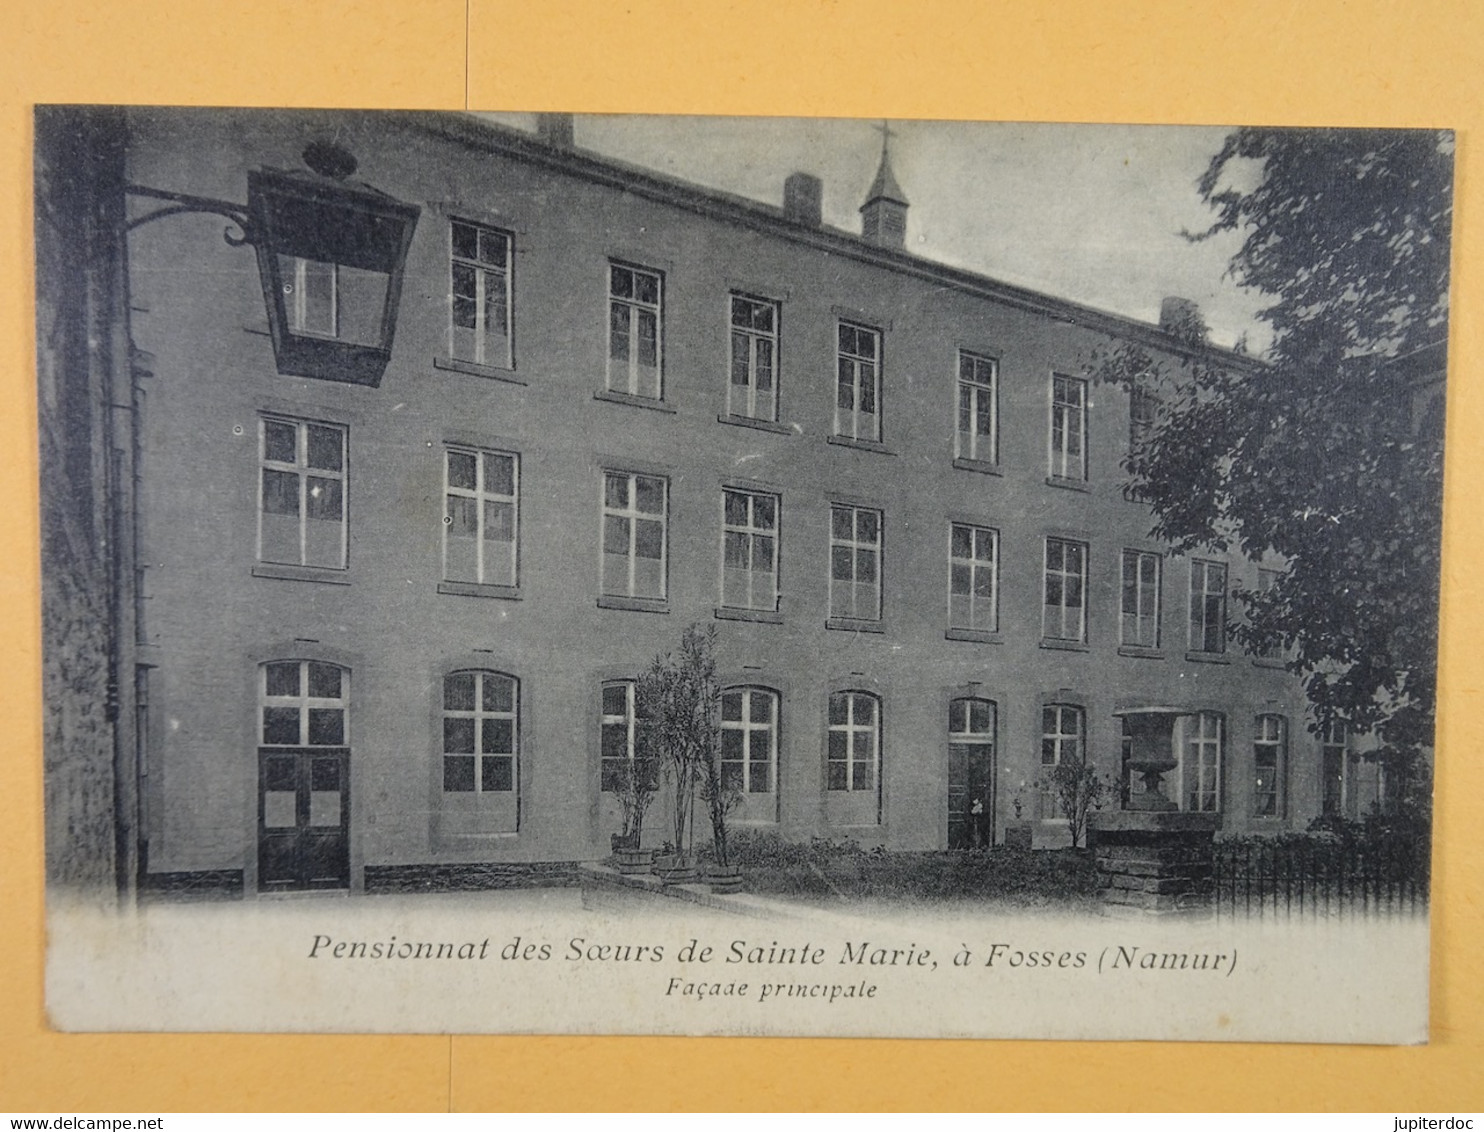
[
  {"left": 1040, "top": 761, "right": 1108, "bottom": 850},
  {"left": 612, "top": 735, "right": 660, "bottom": 852},
  {"left": 636, "top": 624, "right": 723, "bottom": 864},
  {"left": 1092, "top": 128, "right": 1451, "bottom": 804}
]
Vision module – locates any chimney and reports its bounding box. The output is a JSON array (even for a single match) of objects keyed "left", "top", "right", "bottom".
[
  {"left": 783, "top": 172, "right": 823, "bottom": 226},
  {"left": 1158, "top": 296, "right": 1207, "bottom": 343},
  {"left": 536, "top": 113, "right": 574, "bottom": 148}
]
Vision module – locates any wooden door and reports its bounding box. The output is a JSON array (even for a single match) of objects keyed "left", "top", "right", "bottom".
[{"left": 258, "top": 748, "right": 350, "bottom": 891}]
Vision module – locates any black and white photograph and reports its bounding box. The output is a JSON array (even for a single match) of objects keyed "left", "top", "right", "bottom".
[{"left": 35, "top": 106, "right": 1448, "bottom": 1041}]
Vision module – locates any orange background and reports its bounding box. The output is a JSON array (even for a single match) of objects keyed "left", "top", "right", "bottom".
[{"left": 2, "top": 0, "right": 1481, "bottom": 1111}]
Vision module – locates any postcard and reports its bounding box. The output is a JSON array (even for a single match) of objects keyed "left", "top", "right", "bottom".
[{"left": 36, "top": 106, "right": 1444, "bottom": 1041}]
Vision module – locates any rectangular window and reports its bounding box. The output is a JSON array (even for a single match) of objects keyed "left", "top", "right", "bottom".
[
  {"left": 450, "top": 221, "right": 512, "bottom": 369},
  {"left": 602, "top": 471, "right": 668, "bottom": 599},
  {"left": 1253, "top": 715, "right": 1288, "bottom": 818},
  {"left": 835, "top": 322, "right": 881, "bottom": 442},
  {"left": 1121, "top": 550, "right": 1161, "bottom": 648},
  {"left": 721, "top": 489, "right": 779, "bottom": 612},
  {"left": 948, "top": 523, "right": 998, "bottom": 632},
  {"left": 1129, "top": 385, "right": 1159, "bottom": 452},
  {"left": 443, "top": 447, "right": 518, "bottom": 587},
  {"left": 600, "top": 680, "right": 639, "bottom": 793},
  {"left": 728, "top": 294, "right": 779, "bottom": 421},
  {"left": 1182, "top": 712, "right": 1223, "bottom": 812},
  {"left": 1049, "top": 374, "right": 1088, "bottom": 480},
  {"left": 829, "top": 504, "right": 882, "bottom": 621},
  {"left": 259, "top": 416, "right": 346, "bottom": 569},
  {"left": 955, "top": 351, "right": 997, "bottom": 463},
  {"left": 1321, "top": 722, "right": 1348, "bottom": 816},
  {"left": 1189, "top": 559, "right": 1228, "bottom": 653},
  {"left": 1040, "top": 704, "right": 1084, "bottom": 818},
  {"left": 1043, "top": 538, "right": 1088, "bottom": 642},
  {"left": 608, "top": 263, "right": 663, "bottom": 398},
  {"left": 1256, "top": 567, "right": 1283, "bottom": 659}
]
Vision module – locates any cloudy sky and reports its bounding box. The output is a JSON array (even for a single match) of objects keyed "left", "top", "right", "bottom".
[{"left": 481, "top": 112, "right": 1268, "bottom": 351}]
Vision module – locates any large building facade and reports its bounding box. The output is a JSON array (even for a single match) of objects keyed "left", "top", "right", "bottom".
[{"left": 48, "top": 107, "right": 1389, "bottom": 896}]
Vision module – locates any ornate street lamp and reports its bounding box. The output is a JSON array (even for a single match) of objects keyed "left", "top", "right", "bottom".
[{"left": 126, "top": 139, "right": 420, "bottom": 387}]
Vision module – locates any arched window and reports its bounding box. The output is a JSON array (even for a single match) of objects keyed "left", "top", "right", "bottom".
[
  {"left": 261, "top": 660, "right": 348, "bottom": 746},
  {"left": 1181, "top": 711, "right": 1223, "bottom": 812},
  {"left": 827, "top": 691, "right": 879, "bottom": 792},
  {"left": 1253, "top": 714, "right": 1288, "bottom": 818},
  {"left": 442, "top": 670, "right": 517, "bottom": 794},
  {"left": 1039, "top": 704, "right": 1084, "bottom": 818},
  {"left": 600, "top": 679, "right": 640, "bottom": 793},
  {"left": 948, "top": 697, "right": 996, "bottom": 849},
  {"left": 721, "top": 687, "right": 779, "bottom": 796}
]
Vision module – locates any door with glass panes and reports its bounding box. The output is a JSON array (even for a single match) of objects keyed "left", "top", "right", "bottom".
[
  {"left": 947, "top": 697, "right": 996, "bottom": 849},
  {"left": 257, "top": 660, "right": 350, "bottom": 891}
]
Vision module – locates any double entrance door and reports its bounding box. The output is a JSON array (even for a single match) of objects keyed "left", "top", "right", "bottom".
[{"left": 258, "top": 747, "right": 350, "bottom": 891}]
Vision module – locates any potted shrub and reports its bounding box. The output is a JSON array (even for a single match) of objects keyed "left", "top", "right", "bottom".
[
  {"left": 610, "top": 730, "right": 660, "bottom": 875},
  {"left": 637, "top": 625, "right": 720, "bottom": 886},
  {"left": 699, "top": 706, "right": 743, "bottom": 894}
]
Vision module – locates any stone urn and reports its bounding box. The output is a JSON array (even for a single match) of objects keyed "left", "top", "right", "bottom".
[
  {"left": 1090, "top": 707, "right": 1219, "bottom": 915},
  {"left": 1118, "top": 706, "right": 1186, "bottom": 812}
]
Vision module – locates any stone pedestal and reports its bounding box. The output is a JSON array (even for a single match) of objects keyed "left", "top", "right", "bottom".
[{"left": 1089, "top": 811, "right": 1219, "bottom": 915}]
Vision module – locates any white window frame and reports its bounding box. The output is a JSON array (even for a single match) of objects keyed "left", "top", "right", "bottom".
[
  {"left": 1049, "top": 374, "right": 1088, "bottom": 480},
  {"left": 443, "top": 446, "right": 519, "bottom": 587},
  {"left": 600, "top": 680, "right": 640, "bottom": 794},
  {"left": 955, "top": 351, "right": 998, "bottom": 463},
  {"left": 829, "top": 504, "right": 883, "bottom": 621},
  {"left": 1040, "top": 704, "right": 1084, "bottom": 818},
  {"left": 720, "top": 686, "right": 779, "bottom": 797},
  {"left": 728, "top": 293, "right": 780, "bottom": 421},
  {"left": 260, "top": 660, "right": 349, "bottom": 747},
  {"left": 1121, "top": 549, "right": 1162, "bottom": 648},
  {"left": 450, "top": 220, "right": 513, "bottom": 369},
  {"left": 601, "top": 471, "right": 668, "bottom": 600},
  {"left": 1321, "top": 721, "right": 1349, "bottom": 816},
  {"left": 835, "top": 321, "right": 882, "bottom": 442},
  {"left": 1189, "top": 559, "right": 1228, "bottom": 653},
  {"left": 827, "top": 690, "right": 880, "bottom": 793},
  {"left": 1253, "top": 714, "right": 1288, "bottom": 818},
  {"left": 720, "top": 488, "right": 780, "bottom": 612},
  {"left": 948, "top": 522, "right": 998, "bottom": 632},
  {"left": 1043, "top": 537, "right": 1088, "bottom": 642},
  {"left": 441, "top": 669, "right": 518, "bottom": 795},
  {"left": 1180, "top": 711, "right": 1224, "bottom": 813},
  {"left": 607, "top": 262, "right": 663, "bottom": 399},
  {"left": 258, "top": 415, "right": 347, "bottom": 569}
]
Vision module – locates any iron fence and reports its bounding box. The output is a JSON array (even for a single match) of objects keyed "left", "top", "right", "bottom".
[{"left": 1212, "top": 835, "right": 1428, "bottom": 919}]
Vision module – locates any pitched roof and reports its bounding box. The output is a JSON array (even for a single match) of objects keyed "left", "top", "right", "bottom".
[{"left": 862, "top": 145, "right": 909, "bottom": 208}]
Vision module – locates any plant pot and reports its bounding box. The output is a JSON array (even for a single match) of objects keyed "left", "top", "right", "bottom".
[
  {"left": 704, "top": 862, "right": 743, "bottom": 894},
  {"left": 613, "top": 847, "right": 652, "bottom": 875},
  {"left": 653, "top": 855, "right": 699, "bottom": 886}
]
